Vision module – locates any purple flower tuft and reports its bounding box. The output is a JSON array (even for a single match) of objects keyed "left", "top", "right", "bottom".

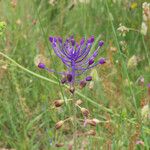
[
  {"left": 38, "top": 63, "right": 45, "bottom": 69},
  {"left": 38, "top": 35, "right": 105, "bottom": 92}
]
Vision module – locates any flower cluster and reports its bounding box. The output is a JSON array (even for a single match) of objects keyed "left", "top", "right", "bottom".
[{"left": 38, "top": 36, "right": 105, "bottom": 92}]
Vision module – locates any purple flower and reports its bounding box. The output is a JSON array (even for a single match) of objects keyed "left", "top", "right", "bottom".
[{"left": 38, "top": 36, "right": 105, "bottom": 91}]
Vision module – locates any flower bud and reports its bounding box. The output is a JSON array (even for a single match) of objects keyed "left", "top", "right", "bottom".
[
  {"left": 88, "top": 59, "right": 94, "bottom": 65},
  {"left": 81, "top": 108, "right": 90, "bottom": 117},
  {"left": 85, "top": 76, "right": 92, "bottom": 81},
  {"left": 54, "top": 100, "right": 64, "bottom": 107},
  {"left": 67, "top": 74, "right": 73, "bottom": 82},
  {"left": 38, "top": 62, "right": 45, "bottom": 69},
  {"left": 99, "top": 40, "right": 104, "bottom": 47},
  {"left": 55, "top": 120, "right": 64, "bottom": 129},
  {"left": 49, "top": 36, "right": 53, "bottom": 43},
  {"left": 90, "top": 36, "right": 94, "bottom": 43},
  {"left": 99, "top": 58, "right": 106, "bottom": 64}
]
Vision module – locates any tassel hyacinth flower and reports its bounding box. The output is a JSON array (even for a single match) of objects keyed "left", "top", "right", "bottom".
[{"left": 38, "top": 36, "right": 106, "bottom": 93}]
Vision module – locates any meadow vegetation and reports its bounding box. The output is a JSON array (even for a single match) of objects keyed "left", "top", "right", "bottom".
[{"left": 0, "top": 0, "right": 150, "bottom": 149}]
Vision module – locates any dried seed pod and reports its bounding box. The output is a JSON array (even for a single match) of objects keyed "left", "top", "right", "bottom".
[
  {"left": 81, "top": 108, "right": 90, "bottom": 117},
  {"left": 75, "top": 99, "right": 83, "bottom": 106},
  {"left": 55, "top": 142, "right": 64, "bottom": 147},
  {"left": 54, "top": 100, "right": 64, "bottom": 107},
  {"left": 55, "top": 120, "right": 64, "bottom": 129},
  {"left": 85, "top": 130, "right": 96, "bottom": 136}
]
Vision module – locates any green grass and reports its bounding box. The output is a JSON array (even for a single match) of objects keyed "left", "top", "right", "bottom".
[{"left": 0, "top": 0, "right": 150, "bottom": 149}]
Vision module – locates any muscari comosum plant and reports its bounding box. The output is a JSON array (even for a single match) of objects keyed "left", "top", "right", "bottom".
[{"left": 38, "top": 35, "right": 106, "bottom": 93}]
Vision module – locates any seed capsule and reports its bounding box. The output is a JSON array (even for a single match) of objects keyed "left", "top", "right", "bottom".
[
  {"left": 55, "top": 143, "right": 64, "bottom": 147},
  {"left": 67, "top": 74, "right": 73, "bottom": 82},
  {"left": 81, "top": 108, "right": 90, "bottom": 117},
  {"left": 69, "top": 86, "right": 75, "bottom": 94},
  {"left": 55, "top": 120, "right": 64, "bottom": 129},
  {"left": 54, "top": 100, "right": 64, "bottom": 107},
  {"left": 80, "top": 80, "right": 87, "bottom": 89}
]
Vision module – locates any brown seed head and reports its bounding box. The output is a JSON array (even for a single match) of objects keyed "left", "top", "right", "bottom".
[
  {"left": 54, "top": 100, "right": 64, "bottom": 107},
  {"left": 55, "top": 120, "right": 64, "bottom": 129}
]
